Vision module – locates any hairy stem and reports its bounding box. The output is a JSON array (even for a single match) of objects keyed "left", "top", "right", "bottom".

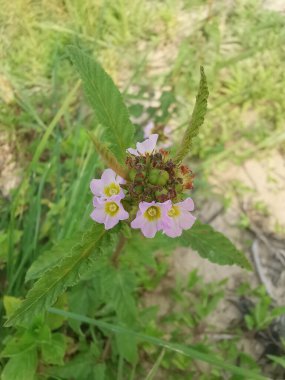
[{"left": 111, "top": 234, "right": 126, "bottom": 268}]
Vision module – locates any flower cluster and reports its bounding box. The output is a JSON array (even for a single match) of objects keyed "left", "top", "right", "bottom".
[
  {"left": 90, "top": 169, "right": 129, "bottom": 229},
  {"left": 90, "top": 134, "right": 196, "bottom": 238}
]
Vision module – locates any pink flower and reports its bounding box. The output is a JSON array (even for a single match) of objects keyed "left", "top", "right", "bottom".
[
  {"left": 90, "top": 196, "right": 129, "bottom": 229},
  {"left": 163, "top": 198, "right": 196, "bottom": 238},
  {"left": 143, "top": 121, "right": 155, "bottom": 139},
  {"left": 143, "top": 121, "right": 173, "bottom": 148},
  {"left": 127, "top": 134, "right": 158, "bottom": 156},
  {"left": 131, "top": 200, "right": 172, "bottom": 238},
  {"left": 90, "top": 169, "right": 125, "bottom": 200}
]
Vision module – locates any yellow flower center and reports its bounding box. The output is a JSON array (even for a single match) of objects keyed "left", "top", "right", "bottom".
[
  {"left": 144, "top": 206, "right": 161, "bottom": 221},
  {"left": 105, "top": 201, "right": 119, "bottom": 216},
  {"left": 168, "top": 205, "right": 180, "bottom": 218},
  {"left": 104, "top": 183, "right": 120, "bottom": 197}
]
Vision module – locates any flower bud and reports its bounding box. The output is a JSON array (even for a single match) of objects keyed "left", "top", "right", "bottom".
[
  {"left": 148, "top": 169, "right": 169, "bottom": 186},
  {"left": 129, "top": 169, "right": 136, "bottom": 181},
  {"left": 134, "top": 185, "right": 144, "bottom": 193},
  {"left": 155, "top": 188, "right": 168, "bottom": 198},
  {"left": 175, "top": 184, "right": 183, "bottom": 192}
]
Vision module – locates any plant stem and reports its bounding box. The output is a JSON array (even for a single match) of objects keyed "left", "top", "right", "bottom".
[{"left": 111, "top": 234, "right": 126, "bottom": 268}]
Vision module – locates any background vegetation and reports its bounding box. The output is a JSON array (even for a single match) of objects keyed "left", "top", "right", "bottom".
[{"left": 1, "top": 0, "right": 285, "bottom": 379}]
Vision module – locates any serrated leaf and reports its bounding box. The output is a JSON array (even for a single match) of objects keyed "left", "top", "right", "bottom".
[
  {"left": 107, "top": 269, "right": 137, "bottom": 325},
  {"left": 174, "top": 66, "right": 209, "bottom": 162},
  {"left": 179, "top": 220, "right": 252, "bottom": 270},
  {"left": 5, "top": 224, "right": 107, "bottom": 327},
  {"left": 69, "top": 46, "right": 134, "bottom": 163},
  {"left": 26, "top": 235, "right": 82, "bottom": 282}
]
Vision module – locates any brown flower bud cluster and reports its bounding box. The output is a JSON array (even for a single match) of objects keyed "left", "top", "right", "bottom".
[{"left": 124, "top": 149, "right": 194, "bottom": 203}]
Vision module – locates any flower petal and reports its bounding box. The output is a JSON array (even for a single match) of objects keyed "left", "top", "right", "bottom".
[
  {"left": 101, "top": 168, "right": 117, "bottom": 183},
  {"left": 136, "top": 134, "right": 158, "bottom": 155},
  {"left": 117, "top": 207, "right": 129, "bottom": 220},
  {"left": 90, "top": 179, "right": 103, "bottom": 196},
  {"left": 127, "top": 148, "right": 139, "bottom": 156},
  {"left": 179, "top": 212, "right": 196, "bottom": 229},
  {"left": 90, "top": 208, "right": 106, "bottom": 223},
  {"left": 143, "top": 121, "right": 155, "bottom": 138},
  {"left": 131, "top": 212, "right": 144, "bottom": 228},
  {"left": 93, "top": 197, "right": 105, "bottom": 207},
  {"left": 117, "top": 175, "right": 126, "bottom": 185},
  {"left": 140, "top": 221, "right": 157, "bottom": 238},
  {"left": 105, "top": 216, "right": 119, "bottom": 229},
  {"left": 138, "top": 201, "right": 155, "bottom": 213},
  {"left": 178, "top": 197, "right": 195, "bottom": 212},
  {"left": 164, "top": 220, "right": 182, "bottom": 238}
]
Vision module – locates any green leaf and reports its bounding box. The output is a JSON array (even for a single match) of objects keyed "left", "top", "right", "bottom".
[
  {"left": 48, "top": 352, "right": 95, "bottom": 380},
  {"left": 69, "top": 46, "right": 134, "bottom": 163},
  {"left": 1, "top": 334, "right": 35, "bottom": 358},
  {"left": 89, "top": 260, "right": 137, "bottom": 324},
  {"left": 107, "top": 269, "right": 137, "bottom": 325},
  {"left": 1, "top": 348, "right": 37, "bottom": 380},
  {"left": 174, "top": 66, "right": 209, "bottom": 162},
  {"left": 41, "top": 333, "right": 66, "bottom": 365},
  {"left": 25, "top": 235, "right": 82, "bottom": 282},
  {"left": 179, "top": 220, "right": 252, "bottom": 270},
  {"left": 46, "top": 294, "right": 67, "bottom": 330},
  {"left": 115, "top": 332, "right": 138, "bottom": 364},
  {"left": 5, "top": 224, "right": 107, "bottom": 327},
  {"left": 93, "top": 363, "right": 106, "bottom": 380},
  {"left": 125, "top": 231, "right": 177, "bottom": 267}
]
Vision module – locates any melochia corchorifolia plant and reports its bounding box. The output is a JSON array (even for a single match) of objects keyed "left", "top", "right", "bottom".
[
  {"left": 5, "top": 48, "right": 253, "bottom": 375},
  {"left": 90, "top": 134, "right": 196, "bottom": 238}
]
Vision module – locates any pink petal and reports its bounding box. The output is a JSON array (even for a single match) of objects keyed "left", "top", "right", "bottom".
[
  {"left": 117, "top": 175, "right": 126, "bottom": 185},
  {"left": 105, "top": 216, "right": 119, "bottom": 229},
  {"left": 117, "top": 206, "right": 129, "bottom": 220},
  {"left": 157, "top": 216, "right": 171, "bottom": 230},
  {"left": 160, "top": 200, "right": 172, "bottom": 213},
  {"left": 131, "top": 212, "right": 144, "bottom": 228},
  {"left": 90, "top": 208, "right": 106, "bottom": 223},
  {"left": 90, "top": 179, "right": 103, "bottom": 196},
  {"left": 179, "top": 212, "right": 196, "bottom": 229},
  {"left": 127, "top": 148, "right": 139, "bottom": 156},
  {"left": 164, "top": 223, "right": 183, "bottom": 238},
  {"left": 140, "top": 221, "right": 157, "bottom": 238},
  {"left": 143, "top": 121, "right": 155, "bottom": 138},
  {"left": 178, "top": 198, "right": 194, "bottom": 212},
  {"left": 137, "top": 134, "right": 158, "bottom": 155},
  {"left": 138, "top": 201, "right": 155, "bottom": 213},
  {"left": 93, "top": 197, "right": 105, "bottom": 207},
  {"left": 101, "top": 168, "right": 116, "bottom": 183}
]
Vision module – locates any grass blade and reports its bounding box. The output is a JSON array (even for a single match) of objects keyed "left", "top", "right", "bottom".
[{"left": 48, "top": 308, "right": 266, "bottom": 380}]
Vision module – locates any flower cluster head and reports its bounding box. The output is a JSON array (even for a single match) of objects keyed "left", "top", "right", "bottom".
[{"left": 90, "top": 134, "right": 196, "bottom": 238}]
